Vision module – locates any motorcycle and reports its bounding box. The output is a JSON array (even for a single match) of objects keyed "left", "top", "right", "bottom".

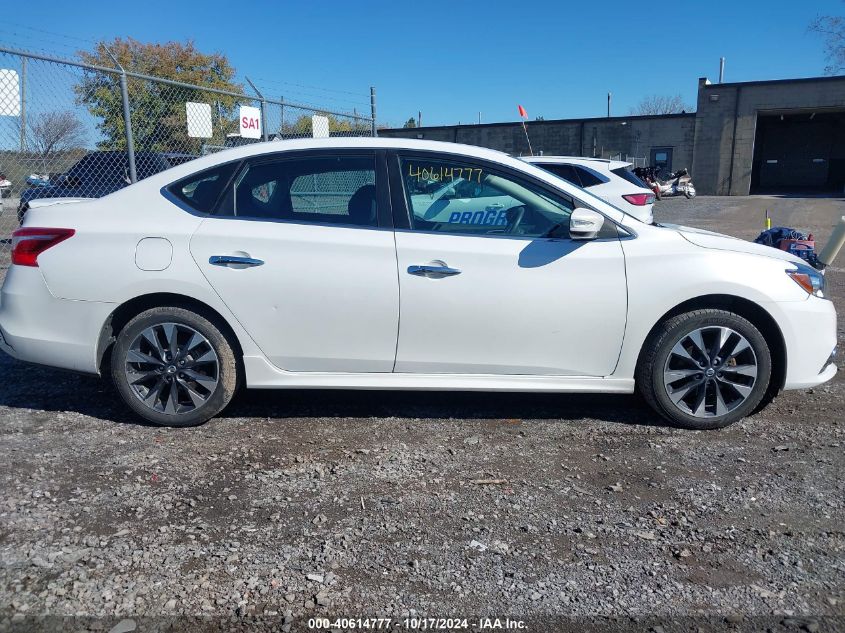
[
  {"left": 0, "top": 174, "right": 11, "bottom": 199},
  {"left": 633, "top": 166, "right": 696, "bottom": 200}
]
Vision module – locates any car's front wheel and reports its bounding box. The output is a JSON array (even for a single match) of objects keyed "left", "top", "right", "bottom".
[
  {"left": 110, "top": 306, "right": 239, "bottom": 427},
  {"left": 637, "top": 309, "right": 772, "bottom": 429}
]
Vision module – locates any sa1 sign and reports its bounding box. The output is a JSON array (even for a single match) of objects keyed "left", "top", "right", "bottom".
[{"left": 240, "top": 105, "right": 262, "bottom": 139}]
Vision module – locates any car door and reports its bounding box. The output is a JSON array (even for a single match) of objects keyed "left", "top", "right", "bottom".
[
  {"left": 390, "top": 152, "right": 627, "bottom": 376},
  {"left": 187, "top": 150, "right": 399, "bottom": 373}
]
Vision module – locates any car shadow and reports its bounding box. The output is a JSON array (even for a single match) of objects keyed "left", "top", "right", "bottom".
[{"left": 0, "top": 354, "right": 667, "bottom": 429}]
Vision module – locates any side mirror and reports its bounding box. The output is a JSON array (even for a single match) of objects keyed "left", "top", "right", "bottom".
[{"left": 569, "top": 208, "right": 605, "bottom": 240}]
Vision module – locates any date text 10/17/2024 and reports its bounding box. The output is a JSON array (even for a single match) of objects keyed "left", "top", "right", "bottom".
[{"left": 308, "top": 617, "right": 528, "bottom": 630}]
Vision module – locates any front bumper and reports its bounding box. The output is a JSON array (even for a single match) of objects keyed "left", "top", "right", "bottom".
[{"left": 771, "top": 295, "right": 838, "bottom": 390}]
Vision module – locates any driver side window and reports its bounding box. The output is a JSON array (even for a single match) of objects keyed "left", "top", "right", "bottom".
[{"left": 399, "top": 156, "right": 575, "bottom": 237}]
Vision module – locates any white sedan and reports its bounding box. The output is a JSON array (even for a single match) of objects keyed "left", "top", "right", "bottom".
[{"left": 0, "top": 138, "right": 836, "bottom": 429}]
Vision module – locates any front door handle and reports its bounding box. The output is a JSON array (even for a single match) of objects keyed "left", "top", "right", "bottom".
[
  {"left": 209, "top": 255, "right": 264, "bottom": 268},
  {"left": 408, "top": 263, "right": 461, "bottom": 278}
]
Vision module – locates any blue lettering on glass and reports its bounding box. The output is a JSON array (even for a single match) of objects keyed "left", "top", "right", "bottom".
[{"left": 445, "top": 209, "right": 511, "bottom": 225}]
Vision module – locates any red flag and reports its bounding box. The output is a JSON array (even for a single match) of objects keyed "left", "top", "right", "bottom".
[{"left": 517, "top": 104, "right": 527, "bottom": 118}]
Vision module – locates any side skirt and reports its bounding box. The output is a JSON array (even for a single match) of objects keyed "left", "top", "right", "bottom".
[{"left": 242, "top": 356, "right": 635, "bottom": 393}]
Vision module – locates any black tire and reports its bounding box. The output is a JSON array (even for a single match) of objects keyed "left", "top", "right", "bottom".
[
  {"left": 110, "top": 306, "right": 239, "bottom": 427},
  {"left": 636, "top": 309, "right": 772, "bottom": 430}
]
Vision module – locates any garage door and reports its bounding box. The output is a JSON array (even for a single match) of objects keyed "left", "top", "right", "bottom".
[{"left": 751, "top": 111, "right": 845, "bottom": 192}]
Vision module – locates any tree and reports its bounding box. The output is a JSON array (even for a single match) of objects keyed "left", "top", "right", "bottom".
[
  {"left": 28, "top": 111, "right": 86, "bottom": 156},
  {"left": 75, "top": 38, "right": 243, "bottom": 153},
  {"left": 810, "top": 12, "right": 845, "bottom": 74},
  {"left": 284, "top": 113, "right": 370, "bottom": 137},
  {"left": 403, "top": 117, "right": 417, "bottom": 128},
  {"left": 630, "top": 94, "right": 691, "bottom": 115}
]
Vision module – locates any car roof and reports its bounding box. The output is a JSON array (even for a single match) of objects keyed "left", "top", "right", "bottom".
[{"left": 523, "top": 155, "right": 632, "bottom": 170}]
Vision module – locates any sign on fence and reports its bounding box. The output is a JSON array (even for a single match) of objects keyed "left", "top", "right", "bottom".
[
  {"left": 0, "top": 69, "right": 21, "bottom": 116},
  {"left": 185, "top": 102, "right": 213, "bottom": 138},
  {"left": 240, "top": 105, "right": 262, "bottom": 139},
  {"left": 312, "top": 115, "right": 330, "bottom": 139}
]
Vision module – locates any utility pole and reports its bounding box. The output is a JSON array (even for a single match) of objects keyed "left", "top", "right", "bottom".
[
  {"left": 607, "top": 91, "right": 611, "bottom": 118},
  {"left": 19, "top": 57, "right": 26, "bottom": 152},
  {"left": 370, "top": 87, "right": 377, "bottom": 136}
]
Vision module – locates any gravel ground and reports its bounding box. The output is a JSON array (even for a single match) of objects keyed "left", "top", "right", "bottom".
[{"left": 1, "top": 195, "right": 844, "bottom": 633}]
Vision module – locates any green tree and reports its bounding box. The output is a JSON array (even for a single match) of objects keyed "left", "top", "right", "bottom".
[
  {"left": 403, "top": 117, "right": 417, "bottom": 128},
  {"left": 75, "top": 38, "right": 243, "bottom": 153},
  {"left": 284, "top": 113, "right": 370, "bottom": 137}
]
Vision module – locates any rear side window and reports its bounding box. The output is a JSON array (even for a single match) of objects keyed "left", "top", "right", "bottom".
[
  {"left": 611, "top": 167, "right": 648, "bottom": 188},
  {"left": 537, "top": 163, "right": 581, "bottom": 187},
  {"left": 572, "top": 166, "right": 607, "bottom": 188},
  {"left": 167, "top": 162, "right": 238, "bottom": 213},
  {"left": 225, "top": 155, "right": 378, "bottom": 226}
]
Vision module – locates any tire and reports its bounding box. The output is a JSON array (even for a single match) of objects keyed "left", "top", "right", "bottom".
[
  {"left": 636, "top": 309, "right": 772, "bottom": 430},
  {"left": 110, "top": 306, "right": 239, "bottom": 427}
]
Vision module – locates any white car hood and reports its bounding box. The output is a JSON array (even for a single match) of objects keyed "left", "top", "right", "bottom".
[
  {"left": 28, "top": 197, "right": 93, "bottom": 209},
  {"left": 665, "top": 223, "right": 806, "bottom": 266}
]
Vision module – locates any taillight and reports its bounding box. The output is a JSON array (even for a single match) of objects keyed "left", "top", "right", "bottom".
[
  {"left": 622, "top": 193, "right": 654, "bottom": 206},
  {"left": 11, "top": 228, "right": 75, "bottom": 267}
]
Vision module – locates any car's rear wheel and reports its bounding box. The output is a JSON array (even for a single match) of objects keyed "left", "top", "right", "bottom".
[
  {"left": 111, "top": 306, "right": 238, "bottom": 427},
  {"left": 637, "top": 309, "right": 772, "bottom": 429}
]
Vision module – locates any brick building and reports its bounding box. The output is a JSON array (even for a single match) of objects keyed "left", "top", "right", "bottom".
[{"left": 379, "top": 75, "right": 845, "bottom": 195}]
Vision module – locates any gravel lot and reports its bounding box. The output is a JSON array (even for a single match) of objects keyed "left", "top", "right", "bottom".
[{"left": 1, "top": 195, "right": 844, "bottom": 633}]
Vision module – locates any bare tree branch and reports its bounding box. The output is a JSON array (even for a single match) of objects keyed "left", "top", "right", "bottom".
[
  {"left": 630, "top": 94, "right": 691, "bottom": 116},
  {"left": 809, "top": 13, "right": 845, "bottom": 74},
  {"left": 28, "top": 111, "right": 87, "bottom": 156}
]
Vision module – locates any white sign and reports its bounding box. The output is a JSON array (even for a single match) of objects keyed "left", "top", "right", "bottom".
[
  {"left": 0, "top": 70, "right": 21, "bottom": 116},
  {"left": 185, "top": 102, "right": 212, "bottom": 138},
  {"left": 240, "top": 105, "right": 262, "bottom": 139},
  {"left": 312, "top": 114, "right": 330, "bottom": 139}
]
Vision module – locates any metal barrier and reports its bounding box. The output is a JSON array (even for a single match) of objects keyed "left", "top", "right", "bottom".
[{"left": 0, "top": 46, "right": 376, "bottom": 281}]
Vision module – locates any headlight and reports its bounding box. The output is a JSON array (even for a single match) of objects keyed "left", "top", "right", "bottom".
[{"left": 786, "top": 262, "right": 826, "bottom": 298}]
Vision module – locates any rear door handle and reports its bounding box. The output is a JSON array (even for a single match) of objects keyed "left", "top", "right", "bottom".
[
  {"left": 408, "top": 264, "right": 461, "bottom": 277},
  {"left": 209, "top": 255, "right": 264, "bottom": 268}
]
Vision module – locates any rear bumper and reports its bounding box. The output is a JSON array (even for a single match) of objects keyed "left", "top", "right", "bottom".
[
  {"left": 772, "top": 296, "right": 838, "bottom": 390},
  {"left": 0, "top": 266, "right": 113, "bottom": 374}
]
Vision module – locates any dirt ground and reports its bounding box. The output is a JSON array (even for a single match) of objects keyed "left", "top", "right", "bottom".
[{"left": 0, "top": 195, "right": 843, "bottom": 633}]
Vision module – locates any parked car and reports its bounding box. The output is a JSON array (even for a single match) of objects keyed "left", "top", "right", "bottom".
[
  {"left": 17, "top": 151, "right": 195, "bottom": 223},
  {"left": 0, "top": 138, "right": 836, "bottom": 429},
  {"left": 0, "top": 173, "right": 11, "bottom": 198},
  {"left": 523, "top": 156, "right": 656, "bottom": 224}
]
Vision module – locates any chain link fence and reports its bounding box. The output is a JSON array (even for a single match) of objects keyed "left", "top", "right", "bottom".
[{"left": 0, "top": 46, "right": 375, "bottom": 281}]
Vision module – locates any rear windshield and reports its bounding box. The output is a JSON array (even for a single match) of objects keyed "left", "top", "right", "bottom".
[{"left": 611, "top": 167, "right": 647, "bottom": 188}]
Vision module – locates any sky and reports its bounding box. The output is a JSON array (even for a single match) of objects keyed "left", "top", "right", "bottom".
[{"left": 0, "top": 0, "right": 841, "bottom": 128}]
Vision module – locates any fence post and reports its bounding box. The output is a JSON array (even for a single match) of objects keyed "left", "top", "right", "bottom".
[
  {"left": 370, "top": 86, "right": 377, "bottom": 137},
  {"left": 119, "top": 72, "right": 137, "bottom": 183},
  {"left": 105, "top": 48, "right": 137, "bottom": 183},
  {"left": 245, "top": 77, "right": 268, "bottom": 142}
]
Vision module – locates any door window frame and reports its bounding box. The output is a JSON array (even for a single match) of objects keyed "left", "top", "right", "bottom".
[{"left": 387, "top": 149, "right": 627, "bottom": 240}]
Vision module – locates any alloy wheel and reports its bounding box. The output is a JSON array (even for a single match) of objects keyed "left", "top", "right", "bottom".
[
  {"left": 662, "top": 326, "right": 758, "bottom": 418},
  {"left": 124, "top": 322, "right": 219, "bottom": 415}
]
